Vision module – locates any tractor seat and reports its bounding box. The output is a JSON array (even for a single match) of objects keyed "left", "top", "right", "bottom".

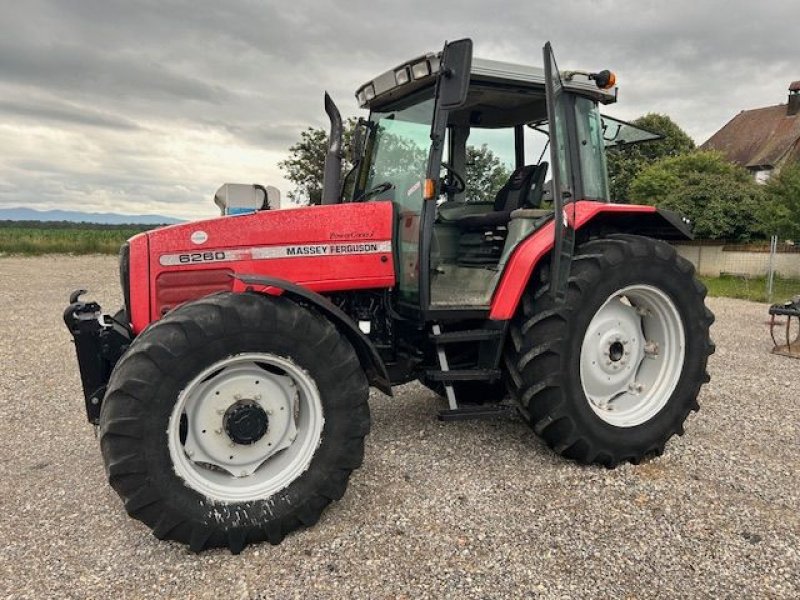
[
  {"left": 455, "top": 162, "right": 548, "bottom": 266},
  {"left": 455, "top": 162, "right": 548, "bottom": 230}
]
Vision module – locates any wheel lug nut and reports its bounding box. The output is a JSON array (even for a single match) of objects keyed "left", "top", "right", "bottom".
[
  {"left": 215, "top": 428, "right": 222, "bottom": 435},
  {"left": 234, "top": 394, "right": 242, "bottom": 401},
  {"left": 254, "top": 394, "right": 262, "bottom": 401}
]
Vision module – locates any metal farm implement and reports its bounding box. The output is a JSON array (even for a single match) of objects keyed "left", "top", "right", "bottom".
[{"left": 769, "top": 296, "right": 800, "bottom": 358}]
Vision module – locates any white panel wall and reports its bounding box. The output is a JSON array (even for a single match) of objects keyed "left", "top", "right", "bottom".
[{"left": 673, "top": 243, "right": 800, "bottom": 278}]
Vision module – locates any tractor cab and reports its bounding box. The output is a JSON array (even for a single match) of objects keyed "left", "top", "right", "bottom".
[{"left": 346, "top": 40, "right": 648, "bottom": 316}]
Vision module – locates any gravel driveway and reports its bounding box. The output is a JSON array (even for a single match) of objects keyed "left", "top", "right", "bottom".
[{"left": 0, "top": 255, "right": 798, "bottom": 599}]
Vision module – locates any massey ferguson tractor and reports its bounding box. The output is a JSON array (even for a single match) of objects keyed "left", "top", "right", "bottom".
[{"left": 64, "top": 40, "right": 714, "bottom": 553}]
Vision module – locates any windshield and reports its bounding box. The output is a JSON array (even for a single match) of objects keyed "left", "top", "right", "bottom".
[
  {"left": 359, "top": 94, "right": 434, "bottom": 208},
  {"left": 357, "top": 92, "right": 434, "bottom": 304}
]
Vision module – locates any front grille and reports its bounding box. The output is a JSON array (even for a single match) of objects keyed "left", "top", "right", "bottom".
[{"left": 155, "top": 268, "right": 233, "bottom": 316}]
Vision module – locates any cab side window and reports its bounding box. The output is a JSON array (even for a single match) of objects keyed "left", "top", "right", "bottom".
[{"left": 464, "top": 128, "right": 514, "bottom": 203}]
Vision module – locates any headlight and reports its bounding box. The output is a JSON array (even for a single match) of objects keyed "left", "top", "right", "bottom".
[
  {"left": 411, "top": 61, "right": 430, "bottom": 80},
  {"left": 395, "top": 67, "right": 410, "bottom": 85}
]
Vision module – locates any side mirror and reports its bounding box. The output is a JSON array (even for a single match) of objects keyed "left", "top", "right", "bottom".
[{"left": 438, "top": 38, "right": 472, "bottom": 109}]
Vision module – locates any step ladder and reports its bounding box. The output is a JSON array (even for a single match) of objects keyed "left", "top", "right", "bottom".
[{"left": 427, "top": 324, "right": 513, "bottom": 422}]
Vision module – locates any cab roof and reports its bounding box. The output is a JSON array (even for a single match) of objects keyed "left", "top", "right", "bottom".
[{"left": 355, "top": 53, "right": 617, "bottom": 111}]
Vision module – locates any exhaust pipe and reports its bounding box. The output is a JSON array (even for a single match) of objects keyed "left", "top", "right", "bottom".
[{"left": 321, "top": 92, "right": 343, "bottom": 205}]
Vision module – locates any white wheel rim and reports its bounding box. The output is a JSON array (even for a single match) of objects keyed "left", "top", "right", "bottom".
[
  {"left": 579, "top": 285, "right": 685, "bottom": 427},
  {"left": 167, "top": 353, "right": 324, "bottom": 503}
]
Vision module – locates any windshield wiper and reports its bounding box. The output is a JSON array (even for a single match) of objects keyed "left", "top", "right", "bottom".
[{"left": 355, "top": 181, "right": 393, "bottom": 202}]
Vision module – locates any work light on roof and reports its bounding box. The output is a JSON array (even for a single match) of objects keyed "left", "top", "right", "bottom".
[
  {"left": 356, "top": 90, "right": 367, "bottom": 105},
  {"left": 364, "top": 84, "right": 376, "bottom": 101},
  {"left": 395, "top": 67, "right": 410, "bottom": 85},
  {"left": 411, "top": 60, "right": 431, "bottom": 80}
]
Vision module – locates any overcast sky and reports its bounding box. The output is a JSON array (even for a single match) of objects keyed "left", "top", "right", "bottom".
[{"left": 1, "top": 0, "right": 798, "bottom": 219}]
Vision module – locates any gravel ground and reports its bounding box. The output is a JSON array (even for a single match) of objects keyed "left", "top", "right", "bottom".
[{"left": 0, "top": 255, "right": 798, "bottom": 599}]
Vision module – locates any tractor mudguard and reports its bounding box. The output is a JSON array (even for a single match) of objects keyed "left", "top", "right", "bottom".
[
  {"left": 231, "top": 272, "right": 393, "bottom": 396},
  {"left": 489, "top": 201, "right": 692, "bottom": 320}
]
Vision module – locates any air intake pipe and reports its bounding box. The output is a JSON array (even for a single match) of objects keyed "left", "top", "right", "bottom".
[{"left": 321, "top": 92, "right": 343, "bottom": 205}]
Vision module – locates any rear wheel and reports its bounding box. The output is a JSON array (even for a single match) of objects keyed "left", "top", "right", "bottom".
[
  {"left": 504, "top": 234, "right": 714, "bottom": 466},
  {"left": 99, "top": 292, "right": 370, "bottom": 552}
]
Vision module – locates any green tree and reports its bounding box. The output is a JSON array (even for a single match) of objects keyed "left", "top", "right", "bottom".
[
  {"left": 278, "top": 119, "right": 357, "bottom": 204},
  {"left": 629, "top": 150, "right": 764, "bottom": 241},
  {"left": 465, "top": 144, "right": 512, "bottom": 202},
  {"left": 279, "top": 123, "right": 513, "bottom": 204},
  {"left": 761, "top": 164, "right": 800, "bottom": 240},
  {"left": 607, "top": 113, "right": 696, "bottom": 201}
]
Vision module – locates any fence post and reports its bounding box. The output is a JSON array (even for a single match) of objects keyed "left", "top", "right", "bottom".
[{"left": 767, "top": 234, "right": 778, "bottom": 303}]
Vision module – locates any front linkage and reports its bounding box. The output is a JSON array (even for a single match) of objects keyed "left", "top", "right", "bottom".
[{"left": 63, "top": 290, "right": 132, "bottom": 424}]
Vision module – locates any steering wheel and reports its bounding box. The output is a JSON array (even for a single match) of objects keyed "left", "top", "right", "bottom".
[{"left": 440, "top": 162, "right": 466, "bottom": 195}]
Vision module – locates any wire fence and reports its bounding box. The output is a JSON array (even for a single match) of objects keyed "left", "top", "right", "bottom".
[{"left": 673, "top": 238, "right": 800, "bottom": 303}]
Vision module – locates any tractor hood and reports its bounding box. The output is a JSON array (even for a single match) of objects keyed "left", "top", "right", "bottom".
[{"left": 125, "top": 202, "right": 396, "bottom": 332}]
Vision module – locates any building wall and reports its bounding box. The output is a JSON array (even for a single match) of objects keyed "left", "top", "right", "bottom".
[
  {"left": 674, "top": 242, "right": 800, "bottom": 278},
  {"left": 753, "top": 168, "right": 773, "bottom": 184}
]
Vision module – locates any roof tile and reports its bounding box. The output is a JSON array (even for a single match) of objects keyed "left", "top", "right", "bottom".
[{"left": 701, "top": 104, "right": 800, "bottom": 169}]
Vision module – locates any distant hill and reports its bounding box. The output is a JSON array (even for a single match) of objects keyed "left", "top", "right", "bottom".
[{"left": 0, "top": 207, "right": 182, "bottom": 225}]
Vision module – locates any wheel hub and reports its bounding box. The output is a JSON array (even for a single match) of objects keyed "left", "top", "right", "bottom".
[
  {"left": 224, "top": 401, "right": 269, "bottom": 445},
  {"left": 168, "top": 353, "right": 324, "bottom": 502},
  {"left": 584, "top": 311, "right": 642, "bottom": 388},
  {"left": 579, "top": 285, "right": 686, "bottom": 427},
  {"left": 171, "top": 355, "right": 318, "bottom": 490},
  {"left": 608, "top": 341, "right": 625, "bottom": 362}
]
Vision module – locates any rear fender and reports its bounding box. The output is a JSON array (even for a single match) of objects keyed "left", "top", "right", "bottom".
[
  {"left": 489, "top": 201, "right": 692, "bottom": 320},
  {"left": 232, "top": 273, "right": 393, "bottom": 396}
]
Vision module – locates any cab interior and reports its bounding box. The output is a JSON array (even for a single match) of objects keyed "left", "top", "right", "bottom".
[{"left": 430, "top": 82, "right": 555, "bottom": 307}]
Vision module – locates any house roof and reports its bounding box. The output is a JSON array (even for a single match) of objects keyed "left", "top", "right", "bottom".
[{"left": 701, "top": 103, "right": 800, "bottom": 169}]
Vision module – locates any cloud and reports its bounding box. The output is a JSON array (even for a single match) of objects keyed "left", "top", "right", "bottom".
[
  {"left": 0, "top": 0, "right": 798, "bottom": 217},
  {"left": 0, "top": 97, "right": 140, "bottom": 130}
]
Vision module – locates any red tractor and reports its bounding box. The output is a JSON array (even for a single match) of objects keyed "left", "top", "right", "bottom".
[{"left": 64, "top": 40, "right": 713, "bottom": 553}]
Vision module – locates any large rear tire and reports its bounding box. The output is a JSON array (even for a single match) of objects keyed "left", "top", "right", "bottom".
[
  {"left": 99, "top": 292, "right": 370, "bottom": 553},
  {"left": 504, "top": 234, "right": 714, "bottom": 467}
]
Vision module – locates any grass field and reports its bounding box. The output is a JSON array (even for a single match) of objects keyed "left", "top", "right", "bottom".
[
  {"left": 0, "top": 222, "right": 155, "bottom": 255},
  {"left": 700, "top": 274, "right": 800, "bottom": 303}
]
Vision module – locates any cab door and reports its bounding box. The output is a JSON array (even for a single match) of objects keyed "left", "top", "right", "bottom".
[
  {"left": 418, "top": 38, "right": 473, "bottom": 313},
  {"left": 543, "top": 41, "right": 576, "bottom": 301}
]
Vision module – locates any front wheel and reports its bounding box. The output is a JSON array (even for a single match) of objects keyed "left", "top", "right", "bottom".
[
  {"left": 504, "top": 234, "right": 714, "bottom": 467},
  {"left": 99, "top": 292, "right": 370, "bottom": 552}
]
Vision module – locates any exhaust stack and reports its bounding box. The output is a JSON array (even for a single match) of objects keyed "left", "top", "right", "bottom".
[{"left": 321, "top": 92, "right": 343, "bottom": 205}]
